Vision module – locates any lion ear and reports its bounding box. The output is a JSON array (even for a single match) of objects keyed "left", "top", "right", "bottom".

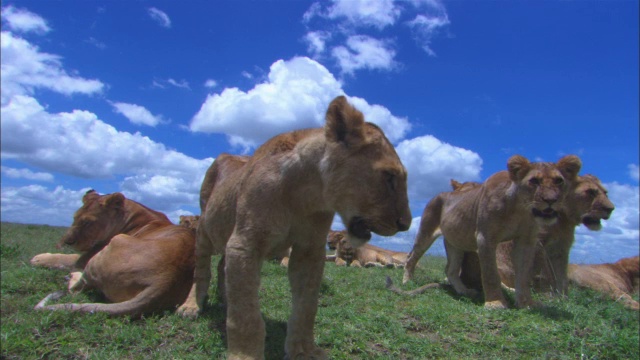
[
  {"left": 556, "top": 155, "right": 582, "bottom": 182},
  {"left": 450, "top": 179, "right": 461, "bottom": 191},
  {"left": 507, "top": 155, "right": 531, "bottom": 182},
  {"left": 101, "top": 192, "right": 125, "bottom": 209},
  {"left": 325, "top": 95, "right": 365, "bottom": 148},
  {"left": 82, "top": 189, "right": 99, "bottom": 204}
]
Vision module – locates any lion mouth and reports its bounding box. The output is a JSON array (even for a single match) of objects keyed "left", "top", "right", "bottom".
[
  {"left": 582, "top": 215, "right": 603, "bottom": 230},
  {"left": 348, "top": 217, "right": 372, "bottom": 242},
  {"left": 532, "top": 208, "right": 558, "bottom": 219}
]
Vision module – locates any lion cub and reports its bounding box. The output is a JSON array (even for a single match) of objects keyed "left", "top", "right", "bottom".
[
  {"left": 177, "top": 96, "right": 412, "bottom": 359},
  {"left": 402, "top": 155, "right": 581, "bottom": 309}
]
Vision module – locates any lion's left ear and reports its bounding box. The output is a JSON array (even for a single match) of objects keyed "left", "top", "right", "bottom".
[
  {"left": 325, "top": 95, "right": 365, "bottom": 148},
  {"left": 556, "top": 155, "right": 582, "bottom": 182}
]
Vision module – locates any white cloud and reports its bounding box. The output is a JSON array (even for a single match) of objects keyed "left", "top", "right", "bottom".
[
  {"left": 167, "top": 78, "right": 190, "bottom": 89},
  {"left": 111, "top": 102, "right": 164, "bottom": 127},
  {"left": 395, "top": 135, "right": 483, "bottom": 203},
  {"left": 1, "top": 95, "right": 212, "bottom": 180},
  {"left": 1, "top": 6, "right": 50, "bottom": 34},
  {"left": 241, "top": 71, "right": 253, "bottom": 80},
  {"left": 628, "top": 163, "right": 639, "bottom": 182},
  {"left": 405, "top": 0, "right": 450, "bottom": 56},
  {"left": 0, "top": 185, "right": 90, "bottom": 226},
  {"left": 1, "top": 166, "right": 53, "bottom": 182},
  {"left": 304, "top": 31, "right": 331, "bottom": 57},
  {"left": 204, "top": 79, "right": 218, "bottom": 88},
  {"left": 1, "top": 32, "right": 104, "bottom": 104},
  {"left": 325, "top": 0, "right": 401, "bottom": 29},
  {"left": 190, "top": 57, "right": 410, "bottom": 150},
  {"left": 148, "top": 7, "right": 171, "bottom": 28},
  {"left": 331, "top": 35, "right": 397, "bottom": 75}
]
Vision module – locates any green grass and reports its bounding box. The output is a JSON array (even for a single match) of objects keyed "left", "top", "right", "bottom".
[{"left": 2, "top": 222, "right": 638, "bottom": 359}]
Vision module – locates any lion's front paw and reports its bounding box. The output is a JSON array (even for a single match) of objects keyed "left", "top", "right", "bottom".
[
  {"left": 67, "top": 272, "right": 85, "bottom": 292},
  {"left": 176, "top": 303, "right": 200, "bottom": 318},
  {"left": 484, "top": 300, "right": 509, "bottom": 309},
  {"left": 30, "top": 253, "right": 56, "bottom": 267},
  {"left": 402, "top": 270, "right": 413, "bottom": 284}
]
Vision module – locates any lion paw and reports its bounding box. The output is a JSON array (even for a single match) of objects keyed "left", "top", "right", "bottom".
[
  {"left": 176, "top": 303, "right": 200, "bottom": 318},
  {"left": 484, "top": 300, "right": 509, "bottom": 310},
  {"left": 30, "top": 253, "right": 51, "bottom": 266},
  {"left": 67, "top": 272, "right": 85, "bottom": 292}
]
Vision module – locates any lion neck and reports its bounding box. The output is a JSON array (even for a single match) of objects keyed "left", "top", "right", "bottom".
[{"left": 120, "top": 199, "right": 172, "bottom": 236}]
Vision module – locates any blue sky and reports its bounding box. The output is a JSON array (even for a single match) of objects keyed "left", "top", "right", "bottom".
[{"left": 1, "top": 0, "right": 638, "bottom": 265}]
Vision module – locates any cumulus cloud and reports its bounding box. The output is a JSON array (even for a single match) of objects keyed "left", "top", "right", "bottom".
[
  {"left": 1, "top": 95, "right": 212, "bottom": 180},
  {"left": 396, "top": 135, "right": 483, "bottom": 203},
  {"left": 190, "top": 57, "right": 410, "bottom": 150},
  {"left": 1, "top": 6, "right": 50, "bottom": 34},
  {"left": 0, "top": 32, "right": 104, "bottom": 104},
  {"left": 204, "top": 79, "right": 218, "bottom": 88},
  {"left": 148, "top": 7, "right": 171, "bottom": 28},
  {"left": 0, "top": 185, "right": 91, "bottom": 226},
  {"left": 111, "top": 101, "right": 164, "bottom": 127},
  {"left": 325, "top": 0, "right": 400, "bottom": 29},
  {"left": 304, "top": 31, "right": 331, "bottom": 57},
  {"left": 331, "top": 35, "right": 398, "bottom": 75},
  {"left": 1, "top": 166, "right": 53, "bottom": 182}
]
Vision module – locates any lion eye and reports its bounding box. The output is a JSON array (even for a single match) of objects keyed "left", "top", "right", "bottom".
[
  {"left": 553, "top": 177, "right": 564, "bottom": 185},
  {"left": 586, "top": 189, "right": 598, "bottom": 197},
  {"left": 529, "top": 177, "right": 540, "bottom": 186}
]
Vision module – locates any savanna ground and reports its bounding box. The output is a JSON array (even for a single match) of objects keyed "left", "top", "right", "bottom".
[{"left": 1, "top": 222, "right": 638, "bottom": 359}]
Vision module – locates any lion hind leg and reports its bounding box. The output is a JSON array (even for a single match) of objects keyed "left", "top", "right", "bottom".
[
  {"left": 403, "top": 196, "right": 445, "bottom": 284},
  {"left": 445, "top": 246, "right": 478, "bottom": 298}
]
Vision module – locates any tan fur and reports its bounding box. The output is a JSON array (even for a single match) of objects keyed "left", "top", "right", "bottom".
[
  {"left": 327, "top": 229, "right": 345, "bottom": 251},
  {"left": 568, "top": 256, "right": 639, "bottom": 310},
  {"left": 179, "top": 215, "right": 200, "bottom": 232},
  {"left": 177, "top": 96, "right": 411, "bottom": 359},
  {"left": 402, "top": 155, "right": 582, "bottom": 309},
  {"left": 31, "top": 190, "right": 195, "bottom": 317},
  {"left": 459, "top": 174, "right": 615, "bottom": 295},
  {"left": 333, "top": 235, "right": 408, "bottom": 268}
]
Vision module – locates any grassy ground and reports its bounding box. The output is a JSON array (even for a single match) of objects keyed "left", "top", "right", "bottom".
[{"left": 1, "top": 222, "right": 638, "bottom": 359}]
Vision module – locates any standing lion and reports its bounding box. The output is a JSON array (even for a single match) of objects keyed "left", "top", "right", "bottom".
[{"left": 177, "top": 96, "right": 412, "bottom": 359}]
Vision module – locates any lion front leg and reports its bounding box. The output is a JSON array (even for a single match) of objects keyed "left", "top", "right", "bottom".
[
  {"left": 512, "top": 239, "right": 540, "bottom": 309},
  {"left": 477, "top": 234, "right": 509, "bottom": 309},
  {"left": 30, "top": 253, "right": 80, "bottom": 270},
  {"left": 285, "top": 242, "right": 327, "bottom": 360},
  {"left": 225, "top": 243, "right": 265, "bottom": 359},
  {"left": 177, "top": 250, "right": 213, "bottom": 318},
  {"left": 445, "top": 244, "right": 478, "bottom": 298},
  {"left": 544, "top": 239, "right": 573, "bottom": 296}
]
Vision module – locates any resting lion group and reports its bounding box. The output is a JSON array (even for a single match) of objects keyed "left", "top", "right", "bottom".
[{"left": 28, "top": 96, "right": 638, "bottom": 359}]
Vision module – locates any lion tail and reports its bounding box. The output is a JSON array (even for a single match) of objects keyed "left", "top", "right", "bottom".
[
  {"left": 34, "top": 287, "right": 162, "bottom": 317},
  {"left": 386, "top": 276, "right": 442, "bottom": 296}
]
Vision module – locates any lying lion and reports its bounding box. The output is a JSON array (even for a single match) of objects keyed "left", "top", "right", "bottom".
[
  {"left": 568, "top": 255, "right": 639, "bottom": 310},
  {"left": 402, "top": 154, "right": 582, "bottom": 309},
  {"left": 331, "top": 231, "right": 407, "bottom": 268},
  {"left": 30, "top": 190, "right": 195, "bottom": 317},
  {"left": 459, "top": 174, "right": 615, "bottom": 296},
  {"left": 177, "top": 96, "right": 412, "bottom": 359}
]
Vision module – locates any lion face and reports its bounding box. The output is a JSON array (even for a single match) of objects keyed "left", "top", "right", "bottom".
[
  {"left": 179, "top": 215, "right": 200, "bottom": 232},
  {"left": 508, "top": 155, "right": 582, "bottom": 226},
  {"left": 336, "top": 237, "right": 356, "bottom": 265},
  {"left": 570, "top": 175, "right": 615, "bottom": 230},
  {"left": 58, "top": 190, "right": 126, "bottom": 252},
  {"left": 327, "top": 230, "right": 345, "bottom": 250},
  {"left": 321, "top": 96, "right": 412, "bottom": 246}
]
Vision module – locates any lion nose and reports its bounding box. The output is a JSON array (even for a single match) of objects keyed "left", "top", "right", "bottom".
[
  {"left": 397, "top": 217, "right": 411, "bottom": 232},
  {"left": 602, "top": 205, "right": 615, "bottom": 219}
]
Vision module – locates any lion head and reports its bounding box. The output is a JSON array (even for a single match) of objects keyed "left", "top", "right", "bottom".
[
  {"left": 566, "top": 174, "right": 614, "bottom": 230},
  {"left": 57, "top": 190, "right": 127, "bottom": 251},
  {"left": 179, "top": 215, "right": 200, "bottom": 232},
  {"left": 450, "top": 179, "right": 481, "bottom": 192},
  {"left": 321, "top": 96, "right": 412, "bottom": 246},
  {"left": 507, "top": 154, "right": 582, "bottom": 226},
  {"left": 327, "top": 230, "right": 346, "bottom": 251},
  {"left": 335, "top": 236, "right": 356, "bottom": 265}
]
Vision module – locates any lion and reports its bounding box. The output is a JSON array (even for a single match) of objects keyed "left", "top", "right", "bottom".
[
  {"left": 327, "top": 229, "right": 345, "bottom": 251},
  {"left": 179, "top": 215, "right": 200, "bottom": 232},
  {"left": 401, "top": 154, "right": 582, "bottom": 309},
  {"left": 459, "top": 174, "right": 615, "bottom": 295},
  {"left": 176, "top": 96, "right": 412, "bottom": 359},
  {"left": 30, "top": 190, "right": 195, "bottom": 317},
  {"left": 332, "top": 233, "right": 407, "bottom": 268},
  {"left": 567, "top": 255, "right": 639, "bottom": 310}
]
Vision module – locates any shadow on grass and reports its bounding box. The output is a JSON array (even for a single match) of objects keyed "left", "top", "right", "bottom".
[{"left": 199, "top": 297, "right": 288, "bottom": 358}]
